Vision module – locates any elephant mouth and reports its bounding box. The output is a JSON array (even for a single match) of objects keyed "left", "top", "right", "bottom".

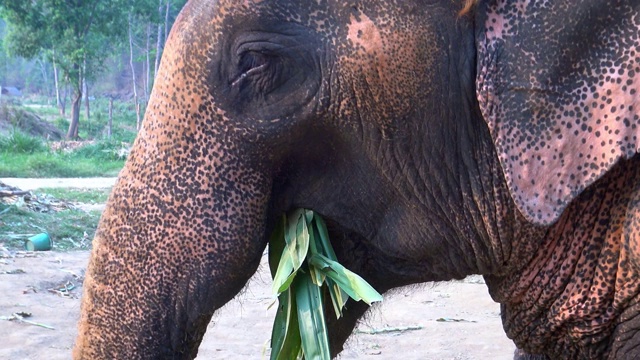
[
  {"left": 266, "top": 204, "right": 372, "bottom": 275},
  {"left": 323, "top": 218, "right": 368, "bottom": 260},
  {"left": 306, "top": 214, "right": 379, "bottom": 287}
]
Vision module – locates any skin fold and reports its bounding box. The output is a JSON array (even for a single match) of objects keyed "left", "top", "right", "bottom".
[{"left": 74, "top": 0, "right": 640, "bottom": 359}]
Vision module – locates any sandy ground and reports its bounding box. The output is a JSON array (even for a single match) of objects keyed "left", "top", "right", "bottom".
[
  {"left": 0, "top": 178, "right": 118, "bottom": 190},
  {"left": 0, "top": 251, "right": 516, "bottom": 359},
  {"left": 0, "top": 178, "right": 516, "bottom": 359}
]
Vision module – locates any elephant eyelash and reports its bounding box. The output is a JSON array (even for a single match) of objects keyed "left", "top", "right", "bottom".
[
  {"left": 231, "top": 63, "right": 269, "bottom": 87},
  {"left": 230, "top": 51, "right": 273, "bottom": 86}
]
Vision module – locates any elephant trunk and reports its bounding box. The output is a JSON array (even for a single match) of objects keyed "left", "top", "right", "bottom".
[{"left": 74, "top": 85, "right": 272, "bottom": 359}]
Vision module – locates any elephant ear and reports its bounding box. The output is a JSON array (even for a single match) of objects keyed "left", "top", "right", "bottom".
[{"left": 475, "top": 0, "right": 640, "bottom": 225}]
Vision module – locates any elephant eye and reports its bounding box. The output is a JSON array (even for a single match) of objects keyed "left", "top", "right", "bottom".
[
  {"left": 231, "top": 51, "right": 271, "bottom": 86},
  {"left": 230, "top": 50, "right": 287, "bottom": 97},
  {"left": 214, "top": 26, "right": 321, "bottom": 120}
]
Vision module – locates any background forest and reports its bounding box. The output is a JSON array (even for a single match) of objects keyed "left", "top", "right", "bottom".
[{"left": 0, "top": 0, "right": 188, "bottom": 140}]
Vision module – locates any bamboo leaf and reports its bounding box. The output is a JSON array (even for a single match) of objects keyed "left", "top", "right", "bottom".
[
  {"left": 307, "top": 219, "right": 325, "bottom": 286},
  {"left": 325, "top": 279, "right": 345, "bottom": 319},
  {"left": 308, "top": 265, "right": 326, "bottom": 287},
  {"left": 273, "top": 210, "right": 309, "bottom": 294},
  {"left": 270, "top": 288, "right": 302, "bottom": 360},
  {"left": 269, "top": 209, "right": 383, "bottom": 360},
  {"left": 269, "top": 216, "right": 286, "bottom": 278},
  {"left": 308, "top": 217, "right": 319, "bottom": 255},
  {"left": 309, "top": 254, "right": 383, "bottom": 305},
  {"left": 304, "top": 209, "right": 314, "bottom": 223},
  {"left": 286, "top": 209, "right": 309, "bottom": 271},
  {"left": 311, "top": 215, "right": 338, "bottom": 261},
  {"left": 276, "top": 270, "right": 299, "bottom": 295},
  {"left": 294, "top": 275, "right": 331, "bottom": 360},
  {"left": 293, "top": 210, "right": 310, "bottom": 268},
  {"left": 270, "top": 290, "right": 288, "bottom": 358},
  {"left": 272, "top": 249, "right": 296, "bottom": 294}
]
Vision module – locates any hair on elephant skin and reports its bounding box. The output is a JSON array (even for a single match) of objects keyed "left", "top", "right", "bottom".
[
  {"left": 74, "top": 0, "right": 640, "bottom": 359},
  {"left": 514, "top": 348, "right": 551, "bottom": 360}
]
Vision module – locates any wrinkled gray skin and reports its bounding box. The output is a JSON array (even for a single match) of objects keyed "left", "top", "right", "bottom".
[{"left": 75, "top": 0, "right": 640, "bottom": 359}]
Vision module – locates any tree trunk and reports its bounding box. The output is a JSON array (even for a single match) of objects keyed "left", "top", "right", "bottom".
[
  {"left": 155, "top": 24, "right": 162, "bottom": 80},
  {"left": 61, "top": 85, "right": 68, "bottom": 115},
  {"left": 83, "top": 58, "right": 90, "bottom": 123},
  {"left": 136, "top": 102, "right": 142, "bottom": 130},
  {"left": 129, "top": 18, "right": 141, "bottom": 130},
  {"left": 67, "top": 92, "right": 82, "bottom": 139},
  {"left": 155, "top": 0, "right": 165, "bottom": 79},
  {"left": 66, "top": 66, "right": 83, "bottom": 139},
  {"left": 108, "top": 98, "right": 113, "bottom": 140},
  {"left": 36, "top": 58, "right": 51, "bottom": 100},
  {"left": 73, "top": 97, "right": 81, "bottom": 138},
  {"left": 164, "top": 0, "right": 171, "bottom": 44},
  {"left": 145, "top": 22, "right": 152, "bottom": 100},
  {"left": 84, "top": 79, "right": 91, "bottom": 122},
  {"left": 52, "top": 54, "right": 64, "bottom": 116}
]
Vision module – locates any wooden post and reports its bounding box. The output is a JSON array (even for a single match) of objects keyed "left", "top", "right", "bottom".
[{"left": 108, "top": 97, "right": 114, "bottom": 140}]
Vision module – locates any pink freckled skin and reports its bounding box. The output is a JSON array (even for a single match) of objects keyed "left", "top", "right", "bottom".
[{"left": 75, "top": 1, "right": 640, "bottom": 359}]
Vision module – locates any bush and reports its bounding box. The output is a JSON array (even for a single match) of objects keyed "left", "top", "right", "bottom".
[
  {"left": 0, "top": 152, "right": 125, "bottom": 177},
  {"left": 0, "top": 131, "right": 48, "bottom": 154},
  {"left": 54, "top": 117, "right": 70, "bottom": 133},
  {"left": 68, "top": 140, "right": 130, "bottom": 161},
  {"left": 24, "top": 155, "right": 78, "bottom": 177},
  {"left": 108, "top": 126, "right": 137, "bottom": 143}
]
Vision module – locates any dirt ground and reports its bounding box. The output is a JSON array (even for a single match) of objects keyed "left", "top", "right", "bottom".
[
  {"left": 0, "top": 178, "right": 516, "bottom": 359},
  {"left": 0, "top": 250, "right": 516, "bottom": 360},
  {"left": 0, "top": 178, "right": 118, "bottom": 191}
]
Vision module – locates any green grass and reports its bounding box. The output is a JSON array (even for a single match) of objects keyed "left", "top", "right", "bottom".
[
  {"left": 0, "top": 204, "right": 101, "bottom": 251},
  {"left": 69, "top": 140, "right": 130, "bottom": 161},
  {"left": 0, "top": 131, "right": 48, "bottom": 154},
  {"left": 0, "top": 98, "right": 135, "bottom": 251},
  {"left": 18, "top": 99, "right": 139, "bottom": 143},
  {"left": 0, "top": 152, "right": 125, "bottom": 177},
  {"left": 0, "top": 98, "right": 138, "bottom": 177},
  {"left": 23, "top": 104, "right": 61, "bottom": 117},
  {"left": 54, "top": 116, "right": 70, "bottom": 131},
  {"left": 33, "top": 187, "right": 112, "bottom": 203}
]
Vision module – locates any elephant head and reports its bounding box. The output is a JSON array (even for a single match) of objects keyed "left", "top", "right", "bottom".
[{"left": 75, "top": 0, "right": 640, "bottom": 359}]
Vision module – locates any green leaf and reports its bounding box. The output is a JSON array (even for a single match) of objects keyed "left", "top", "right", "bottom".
[
  {"left": 325, "top": 279, "right": 345, "bottom": 319},
  {"left": 307, "top": 219, "right": 326, "bottom": 286},
  {"left": 269, "top": 209, "right": 384, "bottom": 360},
  {"left": 275, "top": 268, "right": 299, "bottom": 295},
  {"left": 294, "top": 275, "right": 331, "bottom": 360},
  {"left": 309, "top": 254, "right": 383, "bottom": 306},
  {"left": 311, "top": 215, "right": 338, "bottom": 261},
  {"left": 308, "top": 265, "right": 326, "bottom": 288},
  {"left": 269, "top": 216, "right": 286, "bottom": 278},
  {"left": 291, "top": 209, "right": 310, "bottom": 269},
  {"left": 270, "top": 288, "right": 302, "bottom": 360},
  {"left": 304, "top": 209, "right": 314, "bottom": 223},
  {"left": 307, "top": 220, "right": 343, "bottom": 317},
  {"left": 286, "top": 209, "right": 309, "bottom": 271},
  {"left": 272, "top": 210, "right": 310, "bottom": 294},
  {"left": 272, "top": 246, "right": 296, "bottom": 294}
]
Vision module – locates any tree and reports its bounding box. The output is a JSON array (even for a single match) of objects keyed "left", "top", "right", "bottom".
[
  {"left": 126, "top": 0, "right": 186, "bottom": 129},
  {"left": 0, "top": 1, "right": 129, "bottom": 139}
]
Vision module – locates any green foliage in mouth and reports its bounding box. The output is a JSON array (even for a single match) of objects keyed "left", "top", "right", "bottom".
[{"left": 269, "top": 209, "right": 383, "bottom": 360}]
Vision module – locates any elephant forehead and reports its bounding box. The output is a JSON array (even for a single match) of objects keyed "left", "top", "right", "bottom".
[
  {"left": 477, "top": 0, "right": 640, "bottom": 225},
  {"left": 339, "top": 8, "right": 438, "bottom": 123},
  {"left": 347, "top": 13, "right": 383, "bottom": 52}
]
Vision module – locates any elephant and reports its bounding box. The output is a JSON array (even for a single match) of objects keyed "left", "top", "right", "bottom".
[{"left": 74, "top": 0, "right": 640, "bottom": 359}]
